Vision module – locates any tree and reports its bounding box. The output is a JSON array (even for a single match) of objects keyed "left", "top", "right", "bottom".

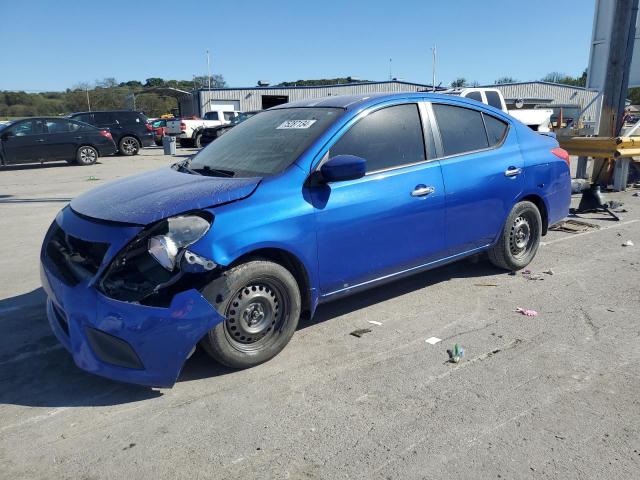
[
  {"left": 541, "top": 70, "right": 587, "bottom": 87},
  {"left": 629, "top": 87, "right": 640, "bottom": 105},
  {"left": 450, "top": 77, "right": 467, "bottom": 88},
  {"left": 145, "top": 77, "right": 165, "bottom": 88},
  {"left": 193, "top": 74, "right": 226, "bottom": 89},
  {"left": 495, "top": 76, "right": 517, "bottom": 84}
]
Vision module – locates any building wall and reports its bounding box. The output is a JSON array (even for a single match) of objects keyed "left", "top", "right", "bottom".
[
  {"left": 482, "top": 82, "right": 600, "bottom": 124},
  {"left": 178, "top": 81, "right": 433, "bottom": 116}
]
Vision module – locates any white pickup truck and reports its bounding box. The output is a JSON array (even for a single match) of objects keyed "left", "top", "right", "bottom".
[
  {"left": 445, "top": 88, "right": 553, "bottom": 133},
  {"left": 166, "top": 108, "right": 239, "bottom": 147}
]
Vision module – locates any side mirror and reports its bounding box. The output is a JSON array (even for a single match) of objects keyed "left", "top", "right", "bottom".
[
  {"left": 319, "top": 155, "right": 366, "bottom": 183},
  {"left": 0, "top": 131, "right": 12, "bottom": 140}
]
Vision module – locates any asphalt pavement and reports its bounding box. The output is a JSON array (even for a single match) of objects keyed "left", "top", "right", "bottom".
[{"left": 1, "top": 148, "right": 639, "bottom": 479}]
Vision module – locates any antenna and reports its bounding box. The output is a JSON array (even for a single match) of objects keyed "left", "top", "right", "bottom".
[
  {"left": 206, "top": 49, "right": 212, "bottom": 91},
  {"left": 431, "top": 45, "right": 437, "bottom": 92},
  {"left": 389, "top": 58, "right": 392, "bottom": 81}
]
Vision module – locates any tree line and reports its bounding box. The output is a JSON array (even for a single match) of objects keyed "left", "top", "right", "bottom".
[{"left": 0, "top": 76, "right": 226, "bottom": 119}]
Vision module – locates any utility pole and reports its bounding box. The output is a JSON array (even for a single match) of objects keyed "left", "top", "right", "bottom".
[
  {"left": 431, "top": 45, "right": 437, "bottom": 92},
  {"left": 86, "top": 87, "right": 91, "bottom": 111},
  {"left": 593, "top": 0, "right": 638, "bottom": 184},
  {"left": 389, "top": 58, "right": 392, "bottom": 81},
  {"left": 206, "top": 49, "right": 212, "bottom": 113}
]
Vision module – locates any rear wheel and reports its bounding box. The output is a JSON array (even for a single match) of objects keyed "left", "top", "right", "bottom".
[
  {"left": 118, "top": 136, "right": 139, "bottom": 156},
  {"left": 488, "top": 201, "right": 542, "bottom": 270},
  {"left": 179, "top": 138, "right": 193, "bottom": 148},
  {"left": 194, "top": 133, "right": 202, "bottom": 148},
  {"left": 200, "top": 259, "right": 301, "bottom": 368},
  {"left": 75, "top": 145, "right": 98, "bottom": 166}
]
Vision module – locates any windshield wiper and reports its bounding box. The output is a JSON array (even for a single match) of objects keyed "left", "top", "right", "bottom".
[
  {"left": 194, "top": 165, "right": 236, "bottom": 177},
  {"left": 173, "top": 159, "right": 201, "bottom": 175}
]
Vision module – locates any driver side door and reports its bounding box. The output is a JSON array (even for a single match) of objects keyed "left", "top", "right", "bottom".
[
  {"left": 311, "top": 102, "right": 446, "bottom": 297},
  {"left": 2, "top": 119, "right": 47, "bottom": 164}
]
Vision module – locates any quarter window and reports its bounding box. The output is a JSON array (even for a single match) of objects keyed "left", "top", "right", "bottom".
[
  {"left": 483, "top": 114, "right": 508, "bottom": 146},
  {"left": 466, "top": 91, "right": 483, "bottom": 102},
  {"left": 330, "top": 104, "right": 426, "bottom": 173},
  {"left": 432, "top": 104, "right": 489, "bottom": 156}
]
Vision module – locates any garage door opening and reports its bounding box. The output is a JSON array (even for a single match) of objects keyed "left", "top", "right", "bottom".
[{"left": 261, "top": 95, "right": 289, "bottom": 109}]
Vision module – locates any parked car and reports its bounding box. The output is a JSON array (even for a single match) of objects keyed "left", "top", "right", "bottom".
[
  {"left": 201, "top": 111, "right": 261, "bottom": 147},
  {"left": 68, "top": 110, "right": 153, "bottom": 155},
  {"left": 40, "top": 93, "right": 571, "bottom": 387},
  {"left": 151, "top": 118, "right": 170, "bottom": 146},
  {"left": 165, "top": 108, "right": 238, "bottom": 148},
  {"left": 0, "top": 117, "right": 116, "bottom": 166}
]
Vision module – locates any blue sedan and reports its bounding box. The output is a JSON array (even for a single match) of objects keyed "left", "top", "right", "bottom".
[{"left": 40, "top": 93, "right": 571, "bottom": 387}]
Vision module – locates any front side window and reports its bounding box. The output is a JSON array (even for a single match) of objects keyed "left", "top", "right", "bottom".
[
  {"left": 190, "top": 107, "right": 342, "bottom": 177},
  {"left": 330, "top": 104, "right": 425, "bottom": 173},
  {"left": 432, "top": 104, "right": 489, "bottom": 156},
  {"left": 223, "top": 112, "right": 236, "bottom": 121},
  {"left": 9, "top": 119, "right": 45, "bottom": 136},
  {"left": 93, "top": 112, "right": 116, "bottom": 125}
]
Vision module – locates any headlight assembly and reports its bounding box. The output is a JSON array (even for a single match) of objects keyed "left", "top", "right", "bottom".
[{"left": 147, "top": 215, "right": 211, "bottom": 271}]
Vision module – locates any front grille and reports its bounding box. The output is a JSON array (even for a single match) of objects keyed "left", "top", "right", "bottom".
[{"left": 44, "top": 222, "right": 110, "bottom": 285}]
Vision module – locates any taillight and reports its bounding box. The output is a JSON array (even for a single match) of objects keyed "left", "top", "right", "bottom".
[
  {"left": 99, "top": 130, "right": 113, "bottom": 141},
  {"left": 145, "top": 123, "right": 153, "bottom": 132},
  {"left": 180, "top": 122, "right": 186, "bottom": 131},
  {"left": 551, "top": 147, "right": 570, "bottom": 166}
]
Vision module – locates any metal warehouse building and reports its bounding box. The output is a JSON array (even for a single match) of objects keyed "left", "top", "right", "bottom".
[
  {"left": 174, "top": 80, "right": 436, "bottom": 117},
  {"left": 479, "top": 81, "right": 600, "bottom": 126}
]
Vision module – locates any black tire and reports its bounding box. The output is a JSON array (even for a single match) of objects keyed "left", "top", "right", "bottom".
[
  {"left": 200, "top": 259, "right": 301, "bottom": 368},
  {"left": 488, "top": 201, "right": 542, "bottom": 271},
  {"left": 75, "top": 145, "right": 98, "bottom": 166},
  {"left": 179, "top": 138, "right": 193, "bottom": 148},
  {"left": 118, "top": 136, "right": 139, "bottom": 156},
  {"left": 194, "top": 133, "right": 202, "bottom": 148}
]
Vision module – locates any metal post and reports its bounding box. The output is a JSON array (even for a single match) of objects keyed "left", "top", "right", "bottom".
[
  {"left": 431, "top": 46, "right": 436, "bottom": 92},
  {"left": 593, "top": 0, "right": 639, "bottom": 186},
  {"left": 576, "top": 156, "right": 589, "bottom": 179},
  {"left": 86, "top": 88, "right": 91, "bottom": 111}
]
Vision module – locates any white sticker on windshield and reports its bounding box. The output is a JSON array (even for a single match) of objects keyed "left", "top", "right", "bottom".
[{"left": 277, "top": 119, "right": 317, "bottom": 129}]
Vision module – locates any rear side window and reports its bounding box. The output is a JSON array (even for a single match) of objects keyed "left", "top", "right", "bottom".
[
  {"left": 330, "top": 104, "right": 425, "bottom": 173},
  {"left": 483, "top": 114, "right": 508, "bottom": 146},
  {"left": 93, "top": 112, "right": 117, "bottom": 125},
  {"left": 466, "top": 91, "right": 482, "bottom": 102},
  {"left": 69, "top": 120, "right": 94, "bottom": 132},
  {"left": 433, "top": 104, "right": 488, "bottom": 156},
  {"left": 485, "top": 91, "right": 503, "bottom": 110},
  {"left": 205, "top": 111, "right": 219, "bottom": 121},
  {"left": 73, "top": 113, "right": 94, "bottom": 124},
  {"left": 223, "top": 112, "right": 236, "bottom": 121},
  {"left": 45, "top": 119, "right": 70, "bottom": 133}
]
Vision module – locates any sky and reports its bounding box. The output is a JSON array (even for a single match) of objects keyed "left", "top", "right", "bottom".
[{"left": 0, "top": 0, "right": 596, "bottom": 92}]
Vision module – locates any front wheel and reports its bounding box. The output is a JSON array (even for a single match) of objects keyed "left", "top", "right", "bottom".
[
  {"left": 194, "top": 133, "right": 202, "bottom": 148},
  {"left": 118, "top": 136, "right": 139, "bottom": 156},
  {"left": 75, "top": 145, "right": 98, "bottom": 165},
  {"left": 488, "top": 201, "right": 542, "bottom": 271},
  {"left": 200, "top": 259, "right": 301, "bottom": 368}
]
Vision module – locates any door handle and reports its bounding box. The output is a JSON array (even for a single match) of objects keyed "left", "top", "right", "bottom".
[
  {"left": 504, "top": 166, "right": 522, "bottom": 177},
  {"left": 411, "top": 185, "right": 435, "bottom": 197},
  {"left": 75, "top": 136, "right": 83, "bottom": 139},
  {"left": 35, "top": 138, "right": 45, "bottom": 142}
]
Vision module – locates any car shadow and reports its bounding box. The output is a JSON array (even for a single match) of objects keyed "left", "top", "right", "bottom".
[
  {"left": 0, "top": 259, "right": 501, "bottom": 407},
  {"left": 0, "top": 161, "right": 79, "bottom": 171}
]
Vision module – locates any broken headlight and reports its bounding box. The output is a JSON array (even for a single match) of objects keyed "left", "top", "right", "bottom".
[
  {"left": 148, "top": 215, "right": 212, "bottom": 271},
  {"left": 98, "top": 213, "right": 217, "bottom": 304}
]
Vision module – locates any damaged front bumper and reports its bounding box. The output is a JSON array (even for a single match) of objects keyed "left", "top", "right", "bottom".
[{"left": 40, "top": 207, "right": 224, "bottom": 388}]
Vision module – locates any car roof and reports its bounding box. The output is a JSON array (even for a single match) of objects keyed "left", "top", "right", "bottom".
[{"left": 270, "top": 92, "right": 486, "bottom": 111}]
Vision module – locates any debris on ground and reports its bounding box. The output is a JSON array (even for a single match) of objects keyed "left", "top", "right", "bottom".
[
  {"left": 87, "top": 176, "right": 99, "bottom": 181},
  {"left": 522, "top": 270, "right": 544, "bottom": 281},
  {"left": 606, "top": 308, "right": 615, "bottom": 312},
  {"left": 447, "top": 344, "right": 465, "bottom": 363},
  {"left": 542, "top": 269, "right": 554, "bottom": 275},
  {"left": 549, "top": 219, "right": 600, "bottom": 233},
  {"left": 367, "top": 320, "right": 383, "bottom": 326},
  {"left": 425, "top": 337, "right": 442, "bottom": 345},
  {"left": 522, "top": 269, "right": 532, "bottom": 274},
  {"left": 350, "top": 328, "right": 372, "bottom": 338},
  {"left": 516, "top": 307, "right": 538, "bottom": 317},
  {"left": 474, "top": 283, "right": 498, "bottom": 287},
  {"left": 622, "top": 240, "right": 634, "bottom": 247},
  {"left": 508, "top": 271, "right": 516, "bottom": 276}
]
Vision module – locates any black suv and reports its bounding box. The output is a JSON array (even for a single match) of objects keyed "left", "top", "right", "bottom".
[{"left": 68, "top": 110, "right": 153, "bottom": 155}]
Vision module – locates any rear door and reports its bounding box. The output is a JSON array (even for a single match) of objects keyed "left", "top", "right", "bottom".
[
  {"left": 312, "top": 102, "right": 446, "bottom": 296},
  {"left": 429, "top": 102, "right": 523, "bottom": 256},
  {"left": 44, "top": 119, "right": 77, "bottom": 159}
]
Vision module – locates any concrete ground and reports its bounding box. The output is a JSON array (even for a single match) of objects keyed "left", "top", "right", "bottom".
[{"left": 1, "top": 148, "right": 639, "bottom": 479}]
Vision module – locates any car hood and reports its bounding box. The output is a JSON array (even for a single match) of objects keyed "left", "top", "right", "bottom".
[{"left": 70, "top": 167, "right": 261, "bottom": 225}]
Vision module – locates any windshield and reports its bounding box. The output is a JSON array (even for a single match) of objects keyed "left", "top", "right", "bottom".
[{"left": 189, "top": 107, "right": 342, "bottom": 177}]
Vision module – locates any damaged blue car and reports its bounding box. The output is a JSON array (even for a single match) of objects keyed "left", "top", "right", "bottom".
[{"left": 40, "top": 93, "right": 571, "bottom": 387}]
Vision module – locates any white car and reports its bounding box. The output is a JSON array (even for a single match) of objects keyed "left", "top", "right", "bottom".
[{"left": 166, "top": 109, "right": 239, "bottom": 147}]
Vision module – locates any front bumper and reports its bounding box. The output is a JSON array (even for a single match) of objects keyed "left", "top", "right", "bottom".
[{"left": 40, "top": 208, "right": 224, "bottom": 388}]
